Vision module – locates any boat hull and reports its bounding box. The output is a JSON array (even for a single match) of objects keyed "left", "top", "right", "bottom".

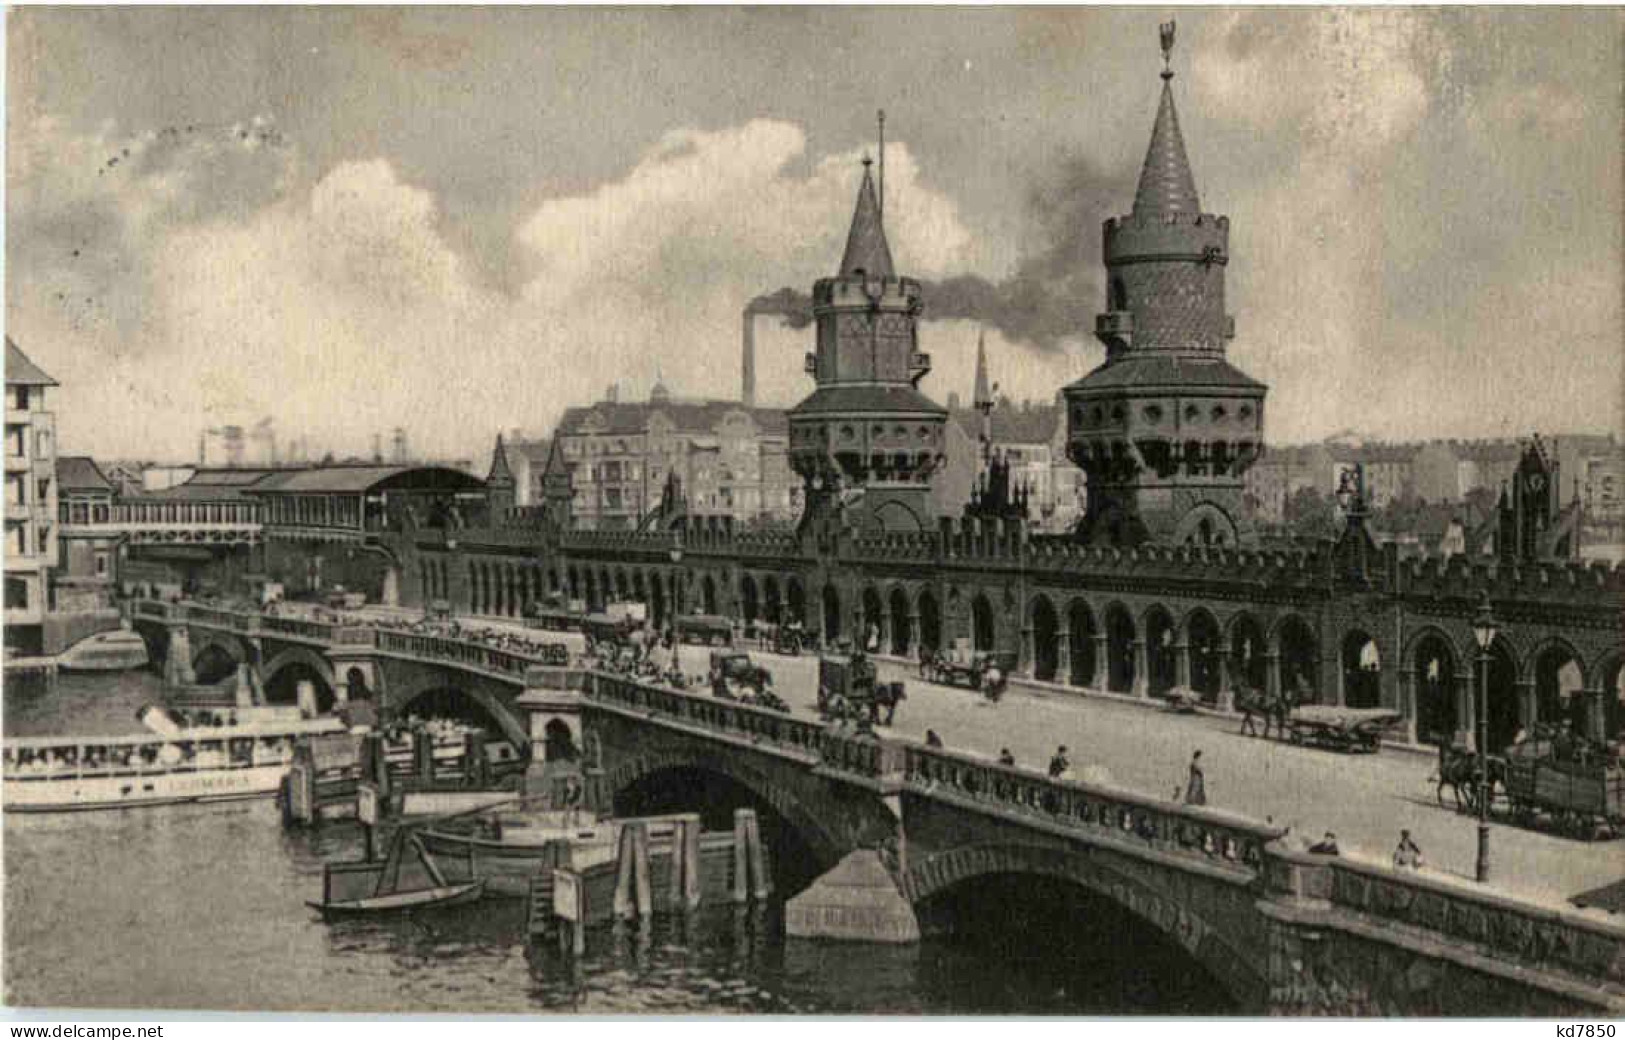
[
  {"left": 418, "top": 826, "right": 616, "bottom": 896},
  {"left": 57, "top": 632, "right": 150, "bottom": 673},
  {"left": 307, "top": 881, "right": 486, "bottom": 917},
  {"left": 4, "top": 764, "right": 287, "bottom": 813}
]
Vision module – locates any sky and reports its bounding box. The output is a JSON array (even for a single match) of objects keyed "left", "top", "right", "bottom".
[{"left": 7, "top": 7, "right": 1621, "bottom": 464}]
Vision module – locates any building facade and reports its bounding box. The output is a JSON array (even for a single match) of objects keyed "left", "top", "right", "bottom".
[
  {"left": 5, "top": 339, "right": 59, "bottom": 653},
  {"left": 555, "top": 388, "right": 797, "bottom": 531}
]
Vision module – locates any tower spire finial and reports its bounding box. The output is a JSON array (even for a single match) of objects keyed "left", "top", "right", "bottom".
[
  {"left": 1159, "top": 20, "right": 1176, "bottom": 80},
  {"left": 877, "top": 109, "right": 886, "bottom": 227}
]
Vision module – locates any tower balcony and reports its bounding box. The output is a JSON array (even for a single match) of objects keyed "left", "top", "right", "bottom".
[
  {"left": 909, "top": 352, "right": 932, "bottom": 382},
  {"left": 1095, "top": 311, "right": 1134, "bottom": 353}
]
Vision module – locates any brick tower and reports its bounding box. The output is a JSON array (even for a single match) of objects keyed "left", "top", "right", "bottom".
[
  {"left": 789, "top": 156, "right": 946, "bottom": 538},
  {"left": 1064, "top": 22, "right": 1267, "bottom": 548}
]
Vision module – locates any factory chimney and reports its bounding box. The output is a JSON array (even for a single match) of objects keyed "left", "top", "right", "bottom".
[{"left": 741, "top": 307, "right": 756, "bottom": 408}]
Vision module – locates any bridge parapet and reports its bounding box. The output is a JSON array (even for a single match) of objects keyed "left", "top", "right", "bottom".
[
  {"left": 185, "top": 604, "right": 258, "bottom": 634},
  {"left": 903, "top": 744, "right": 1284, "bottom": 878},
  {"left": 1263, "top": 844, "right": 1625, "bottom": 1012},
  {"left": 372, "top": 630, "right": 563, "bottom": 681},
  {"left": 132, "top": 599, "right": 175, "bottom": 622},
  {"left": 587, "top": 672, "right": 826, "bottom": 760},
  {"left": 259, "top": 615, "right": 336, "bottom": 642}
]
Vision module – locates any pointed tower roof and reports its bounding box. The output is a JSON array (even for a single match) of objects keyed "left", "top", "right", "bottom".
[
  {"left": 973, "top": 329, "right": 993, "bottom": 409},
  {"left": 1132, "top": 73, "right": 1201, "bottom": 218},
  {"left": 838, "top": 159, "right": 895, "bottom": 278},
  {"left": 486, "top": 433, "right": 514, "bottom": 486}
]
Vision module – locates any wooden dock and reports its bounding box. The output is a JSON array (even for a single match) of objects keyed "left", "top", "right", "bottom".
[
  {"left": 280, "top": 729, "right": 521, "bottom": 827},
  {"left": 527, "top": 808, "right": 772, "bottom": 953}
]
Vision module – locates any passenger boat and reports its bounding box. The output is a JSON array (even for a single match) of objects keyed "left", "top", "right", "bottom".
[
  {"left": 3, "top": 725, "right": 321, "bottom": 812},
  {"left": 57, "top": 630, "right": 149, "bottom": 672}
]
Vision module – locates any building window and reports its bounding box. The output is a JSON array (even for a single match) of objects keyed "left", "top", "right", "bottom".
[
  {"left": 34, "top": 429, "right": 50, "bottom": 459},
  {"left": 8, "top": 525, "right": 25, "bottom": 555},
  {"left": 95, "top": 552, "right": 108, "bottom": 576},
  {"left": 6, "top": 427, "right": 23, "bottom": 458},
  {"left": 4, "top": 576, "right": 27, "bottom": 609},
  {"left": 6, "top": 474, "right": 25, "bottom": 507}
]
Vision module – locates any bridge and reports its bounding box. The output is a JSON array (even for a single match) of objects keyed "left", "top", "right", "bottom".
[{"left": 130, "top": 598, "right": 1625, "bottom": 1015}]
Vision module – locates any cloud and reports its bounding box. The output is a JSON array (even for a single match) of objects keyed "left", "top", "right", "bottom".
[{"left": 12, "top": 117, "right": 987, "bottom": 461}]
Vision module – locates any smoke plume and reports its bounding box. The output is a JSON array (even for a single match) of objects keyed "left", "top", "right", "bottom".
[{"left": 753, "top": 154, "right": 1129, "bottom": 350}]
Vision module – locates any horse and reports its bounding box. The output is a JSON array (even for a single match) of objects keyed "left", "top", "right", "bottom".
[{"left": 1435, "top": 742, "right": 1506, "bottom": 814}]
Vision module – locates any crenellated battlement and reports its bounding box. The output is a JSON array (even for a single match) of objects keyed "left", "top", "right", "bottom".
[
  {"left": 812, "top": 275, "right": 923, "bottom": 309},
  {"left": 1398, "top": 553, "right": 1625, "bottom": 608},
  {"left": 1104, "top": 211, "right": 1228, "bottom": 264}
]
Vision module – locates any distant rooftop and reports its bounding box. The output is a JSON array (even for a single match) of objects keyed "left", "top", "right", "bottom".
[{"left": 6, "top": 338, "right": 57, "bottom": 387}]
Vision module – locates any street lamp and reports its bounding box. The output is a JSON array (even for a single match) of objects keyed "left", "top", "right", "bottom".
[{"left": 1471, "top": 590, "right": 1499, "bottom": 884}]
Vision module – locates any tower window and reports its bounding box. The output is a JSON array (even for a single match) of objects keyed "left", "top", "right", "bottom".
[
  {"left": 1211, "top": 405, "right": 1227, "bottom": 422},
  {"left": 1110, "top": 278, "right": 1128, "bottom": 311},
  {"left": 1143, "top": 405, "right": 1163, "bottom": 423}
]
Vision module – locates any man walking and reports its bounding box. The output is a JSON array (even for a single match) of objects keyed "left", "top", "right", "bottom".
[{"left": 1048, "top": 745, "right": 1071, "bottom": 779}]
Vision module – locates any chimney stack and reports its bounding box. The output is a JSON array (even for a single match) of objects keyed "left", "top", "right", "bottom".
[{"left": 741, "top": 307, "right": 757, "bottom": 408}]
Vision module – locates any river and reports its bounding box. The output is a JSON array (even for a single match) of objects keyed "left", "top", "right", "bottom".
[{"left": 3, "top": 669, "right": 1233, "bottom": 1014}]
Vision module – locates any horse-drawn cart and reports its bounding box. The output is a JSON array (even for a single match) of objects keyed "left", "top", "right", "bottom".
[
  {"left": 1281, "top": 706, "right": 1401, "bottom": 754},
  {"left": 676, "top": 614, "right": 734, "bottom": 647},
  {"left": 1436, "top": 737, "right": 1623, "bottom": 838},
  {"left": 920, "top": 641, "right": 1014, "bottom": 698},
  {"left": 818, "top": 653, "right": 905, "bottom": 727},
  {"left": 1503, "top": 740, "right": 1624, "bottom": 838}
]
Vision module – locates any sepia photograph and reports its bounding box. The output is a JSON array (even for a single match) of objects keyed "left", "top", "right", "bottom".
[{"left": 2, "top": 4, "right": 1622, "bottom": 1020}]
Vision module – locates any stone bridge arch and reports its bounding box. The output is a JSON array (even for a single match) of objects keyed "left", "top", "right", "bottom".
[
  {"left": 261, "top": 646, "right": 337, "bottom": 710},
  {"left": 602, "top": 748, "right": 847, "bottom": 869},
  {"left": 190, "top": 631, "right": 249, "bottom": 684},
  {"left": 379, "top": 665, "right": 529, "bottom": 748},
  {"left": 901, "top": 841, "right": 1263, "bottom": 1007}
]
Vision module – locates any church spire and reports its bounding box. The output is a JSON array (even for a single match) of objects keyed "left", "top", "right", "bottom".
[
  {"left": 485, "top": 432, "right": 513, "bottom": 486},
  {"left": 1132, "top": 21, "right": 1201, "bottom": 218},
  {"left": 838, "top": 157, "right": 895, "bottom": 278},
  {"left": 973, "top": 328, "right": 992, "bottom": 409}
]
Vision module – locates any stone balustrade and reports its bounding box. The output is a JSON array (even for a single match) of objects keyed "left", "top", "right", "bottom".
[
  {"left": 903, "top": 743, "right": 1283, "bottom": 875},
  {"left": 1267, "top": 847, "right": 1625, "bottom": 991},
  {"left": 587, "top": 672, "right": 828, "bottom": 761}
]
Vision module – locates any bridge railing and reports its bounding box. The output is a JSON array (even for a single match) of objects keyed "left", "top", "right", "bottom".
[
  {"left": 371, "top": 630, "right": 566, "bottom": 680},
  {"left": 259, "top": 615, "right": 337, "bottom": 642},
  {"left": 1271, "top": 849, "right": 1625, "bottom": 990},
  {"left": 183, "top": 604, "right": 255, "bottom": 633},
  {"left": 587, "top": 673, "right": 827, "bottom": 760},
  {"left": 132, "top": 600, "right": 173, "bottom": 621},
  {"left": 902, "top": 744, "right": 1284, "bottom": 874}
]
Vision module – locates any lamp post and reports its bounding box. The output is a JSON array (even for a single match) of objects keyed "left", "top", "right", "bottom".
[{"left": 1471, "top": 591, "right": 1499, "bottom": 884}]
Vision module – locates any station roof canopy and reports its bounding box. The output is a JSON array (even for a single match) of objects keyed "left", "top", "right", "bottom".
[
  {"left": 245, "top": 465, "right": 485, "bottom": 495},
  {"left": 56, "top": 456, "right": 115, "bottom": 493}
]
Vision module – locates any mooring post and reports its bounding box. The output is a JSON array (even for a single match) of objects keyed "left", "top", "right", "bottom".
[
  {"left": 732, "top": 809, "right": 751, "bottom": 904},
  {"left": 413, "top": 725, "right": 434, "bottom": 783},
  {"left": 679, "top": 812, "right": 702, "bottom": 909},
  {"left": 283, "top": 762, "right": 315, "bottom": 828},
  {"left": 746, "top": 810, "right": 770, "bottom": 900},
  {"left": 632, "top": 821, "right": 652, "bottom": 919},
  {"left": 614, "top": 821, "right": 651, "bottom": 920}
]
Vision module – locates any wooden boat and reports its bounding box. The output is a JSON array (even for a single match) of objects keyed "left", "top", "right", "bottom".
[
  {"left": 309, "top": 830, "right": 486, "bottom": 918},
  {"left": 417, "top": 802, "right": 622, "bottom": 896}
]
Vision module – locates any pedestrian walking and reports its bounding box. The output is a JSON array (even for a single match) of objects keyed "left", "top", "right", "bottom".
[
  {"left": 1392, "top": 829, "right": 1424, "bottom": 870},
  {"left": 1047, "top": 745, "right": 1071, "bottom": 779},
  {"left": 998, "top": 748, "right": 1015, "bottom": 767},
  {"left": 925, "top": 729, "right": 944, "bottom": 748},
  {"left": 1184, "top": 750, "right": 1207, "bottom": 806}
]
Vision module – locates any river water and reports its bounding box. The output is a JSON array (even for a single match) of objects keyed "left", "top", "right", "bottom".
[{"left": 4, "top": 670, "right": 1231, "bottom": 1015}]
